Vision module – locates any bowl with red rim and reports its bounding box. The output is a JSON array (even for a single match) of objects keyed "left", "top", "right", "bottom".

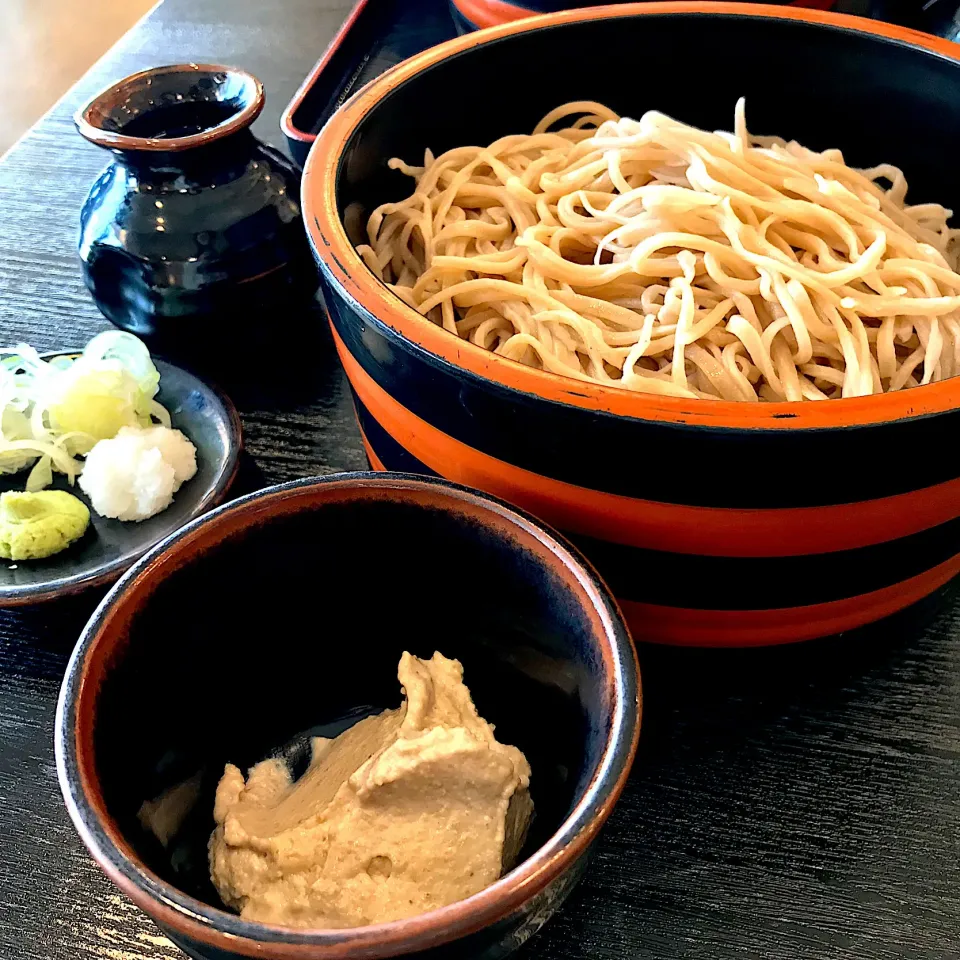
[
  {"left": 55, "top": 472, "right": 640, "bottom": 960},
  {"left": 302, "top": 2, "right": 960, "bottom": 647}
]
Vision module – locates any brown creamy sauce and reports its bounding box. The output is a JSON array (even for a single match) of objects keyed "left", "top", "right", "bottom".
[{"left": 208, "top": 652, "right": 534, "bottom": 929}]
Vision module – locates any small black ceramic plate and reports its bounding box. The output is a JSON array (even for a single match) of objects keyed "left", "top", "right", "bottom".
[{"left": 0, "top": 356, "right": 242, "bottom": 605}]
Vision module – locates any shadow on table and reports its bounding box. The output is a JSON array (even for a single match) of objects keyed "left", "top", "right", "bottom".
[
  {"left": 150, "top": 292, "right": 345, "bottom": 413},
  {"left": 0, "top": 588, "right": 110, "bottom": 679},
  {"left": 515, "top": 586, "right": 960, "bottom": 960},
  {"left": 633, "top": 585, "right": 954, "bottom": 758},
  {"left": 0, "top": 452, "right": 272, "bottom": 681}
]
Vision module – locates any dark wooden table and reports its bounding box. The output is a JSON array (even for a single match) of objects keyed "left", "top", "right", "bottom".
[{"left": 1, "top": 2, "right": 959, "bottom": 958}]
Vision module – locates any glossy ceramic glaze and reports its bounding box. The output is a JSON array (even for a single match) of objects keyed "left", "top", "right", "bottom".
[
  {"left": 55, "top": 473, "right": 640, "bottom": 960},
  {"left": 303, "top": 3, "right": 960, "bottom": 647},
  {"left": 77, "top": 64, "right": 313, "bottom": 351},
  {"left": 0, "top": 354, "right": 242, "bottom": 605}
]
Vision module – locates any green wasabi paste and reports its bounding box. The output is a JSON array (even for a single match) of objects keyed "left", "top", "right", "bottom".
[{"left": 0, "top": 490, "right": 90, "bottom": 561}]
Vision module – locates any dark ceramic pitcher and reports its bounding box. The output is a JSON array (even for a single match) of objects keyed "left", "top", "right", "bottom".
[{"left": 76, "top": 64, "right": 313, "bottom": 348}]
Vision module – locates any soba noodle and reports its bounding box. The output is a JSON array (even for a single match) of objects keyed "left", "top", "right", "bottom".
[{"left": 357, "top": 100, "right": 960, "bottom": 401}]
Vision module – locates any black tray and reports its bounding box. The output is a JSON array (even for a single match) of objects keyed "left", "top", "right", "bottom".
[
  {"left": 280, "top": 0, "right": 960, "bottom": 167},
  {"left": 281, "top": 0, "right": 459, "bottom": 166}
]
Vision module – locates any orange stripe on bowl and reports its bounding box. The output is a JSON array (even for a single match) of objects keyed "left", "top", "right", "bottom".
[
  {"left": 619, "top": 551, "right": 960, "bottom": 646},
  {"left": 334, "top": 326, "right": 960, "bottom": 558},
  {"left": 452, "top": 0, "right": 532, "bottom": 28},
  {"left": 452, "top": 0, "right": 835, "bottom": 31},
  {"left": 360, "top": 428, "right": 388, "bottom": 470}
]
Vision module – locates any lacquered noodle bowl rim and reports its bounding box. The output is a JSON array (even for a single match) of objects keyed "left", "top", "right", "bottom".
[{"left": 303, "top": 1, "right": 960, "bottom": 432}]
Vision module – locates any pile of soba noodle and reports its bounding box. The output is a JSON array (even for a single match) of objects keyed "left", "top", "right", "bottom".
[{"left": 357, "top": 100, "right": 960, "bottom": 401}]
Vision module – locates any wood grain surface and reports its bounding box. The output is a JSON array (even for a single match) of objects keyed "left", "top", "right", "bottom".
[{"left": 0, "top": 2, "right": 958, "bottom": 958}]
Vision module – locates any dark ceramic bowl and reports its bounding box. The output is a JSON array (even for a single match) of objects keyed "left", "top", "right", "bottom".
[
  {"left": 56, "top": 473, "right": 640, "bottom": 960},
  {"left": 303, "top": 2, "right": 960, "bottom": 647}
]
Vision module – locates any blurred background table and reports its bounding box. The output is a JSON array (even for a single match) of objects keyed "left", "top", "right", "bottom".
[{"left": 0, "top": 1, "right": 958, "bottom": 959}]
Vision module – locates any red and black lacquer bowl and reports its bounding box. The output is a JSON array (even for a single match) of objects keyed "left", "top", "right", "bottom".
[
  {"left": 448, "top": 0, "right": 960, "bottom": 36},
  {"left": 448, "top": 0, "right": 832, "bottom": 31},
  {"left": 55, "top": 473, "right": 640, "bottom": 960},
  {"left": 303, "top": 2, "right": 960, "bottom": 647}
]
